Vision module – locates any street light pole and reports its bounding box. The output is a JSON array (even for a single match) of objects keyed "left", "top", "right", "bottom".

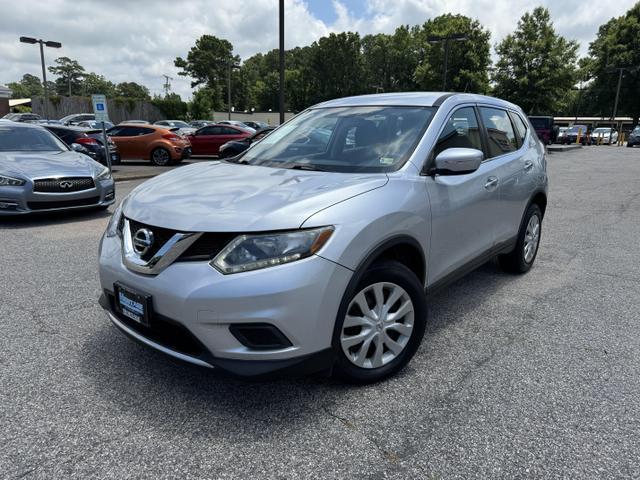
[
  {"left": 278, "top": 0, "right": 285, "bottom": 125},
  {"left": 427, "top": 33, "right": 468, "bottom": 91},
  {"left": 227, "top": 63, "right": 232, "bottom": 121},
  {"left": 19, "top": 36, "right": 61, "bottom": 120},
  {"left": 611, "top": 68, "right": 624, "bottom": 121}
]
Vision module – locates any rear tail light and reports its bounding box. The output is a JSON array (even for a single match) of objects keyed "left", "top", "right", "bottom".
[
  {"left": 76, "top": 137, "right": 99, "bottom": 146},
  {"left": 162, "top": 133, "right": 181, "bottom": 142}
]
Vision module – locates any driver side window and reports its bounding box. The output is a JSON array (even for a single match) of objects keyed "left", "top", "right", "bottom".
[{"left": 434, "top": 107, "right": 483, "bottom": 158}]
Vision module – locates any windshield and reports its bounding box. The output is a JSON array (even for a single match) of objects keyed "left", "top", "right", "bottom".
[
  {"left": 568, "top": 125, "right": 587, "bottom": 134},
  {"left": 169, "top": 121, "right": 189, "bottom": 128},
  {"left": 238, "top": 106, "right": 436, "bottom": 173},
  {"left": 0, "top": 125, "right": 68, "bottom": 152}
]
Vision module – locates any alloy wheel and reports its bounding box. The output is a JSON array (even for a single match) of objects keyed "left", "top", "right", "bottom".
[
  {"left": 523, "top": 214, "right": 540, "bottom": 263},
  {"left": 152, "top": 148, "right": 170, "bottom": 165},
  {"left": 340, "top": 282, "right": 414, "bottom": 369}
]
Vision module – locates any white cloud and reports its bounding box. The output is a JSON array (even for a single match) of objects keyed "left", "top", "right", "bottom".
[{"left": 0, "top": 0, "right": 635, "bottom": 101}]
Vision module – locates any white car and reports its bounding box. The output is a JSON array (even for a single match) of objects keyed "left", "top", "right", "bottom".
[{"left": 591, "top": 127, "right": 618, "bottom": 145}]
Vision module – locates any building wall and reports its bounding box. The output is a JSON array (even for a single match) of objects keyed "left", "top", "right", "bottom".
[{"left": 212, "top": 111, "right": 295, "bottom": 125}]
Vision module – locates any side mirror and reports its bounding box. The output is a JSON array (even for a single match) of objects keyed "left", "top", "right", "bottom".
[
  {"left": 433, "top": 148, "right": 483, "bottom": 175},
  {"left": 70, "top": 143, "right": 86, "bottom": 153}
]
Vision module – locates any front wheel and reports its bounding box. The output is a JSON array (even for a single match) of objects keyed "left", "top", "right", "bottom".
[
  {"left": 499, "top": 203, "right": 542, "bottom": 274},
  {"left": 333, "top": 260, "right": 427, "bottom": 384},
  {"left": 151, "top": 147, "right": 173, "bottom": 166}
]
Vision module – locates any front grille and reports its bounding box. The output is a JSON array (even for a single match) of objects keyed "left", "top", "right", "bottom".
[
  {"left": 34, "top": 177, "right": 95, "bottom": 193},
  {"left": 180, "top": 232, "right": 237, "bottom": 261},
  {"left": 128, "top": 218, "right": 178, "bottom": 262},
  {"left": 28, "top": 196, "right": 100, "bottom": 210},
  {"left": 126, "top": 218, "right": 237, "bottom": 262},
  {"left": 106, "top": 292, "right": 205, "bottom": 357}
]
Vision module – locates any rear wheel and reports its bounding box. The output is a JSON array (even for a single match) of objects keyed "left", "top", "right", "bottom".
[
  {"left": 151, "top": 147, "right": 172, "bottom": 166},
  {"left": 499, "top": 203, "right": 542, "bottom": 274},
  {"left": 333, "top": 260, "right": 427, "bottom": 384}
]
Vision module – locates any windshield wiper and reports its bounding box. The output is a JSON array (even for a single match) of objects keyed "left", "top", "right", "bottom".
[{"left": 285, "top": 163, "right": 328, "bottom": 172}]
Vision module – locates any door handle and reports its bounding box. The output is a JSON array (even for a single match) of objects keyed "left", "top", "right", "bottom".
[
  {"left": 524, "top": 160, "right": 534, "bottom": 171},
  {"left": 484, "top": 177, "right": 499, "bottom": 190}
]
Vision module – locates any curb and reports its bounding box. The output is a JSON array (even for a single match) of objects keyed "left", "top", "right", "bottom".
[
  {"left": 113, "top": 174, "right": 157, "bottom": 183},
  {"left": 548, "top": 145, "right": 582, "bottom": 153}
]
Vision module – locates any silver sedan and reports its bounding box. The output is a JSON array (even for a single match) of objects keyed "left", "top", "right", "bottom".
[{"left": 0, "top": 121, "right": 115, "bottom": 215}]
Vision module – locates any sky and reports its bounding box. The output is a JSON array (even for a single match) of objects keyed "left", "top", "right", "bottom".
[{"left": 0, "top": 0, "right": 636, "bottom": 100}]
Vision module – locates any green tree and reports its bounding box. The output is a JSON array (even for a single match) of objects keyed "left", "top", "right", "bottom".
[
  {"left": 306, "top": 32, "right": 365, "bottom": 104},
  {"left": 116, "top": 82, "right": 150, "bottom": 99},
  {"left": 48, "top": 57, "right": 85, "bottom": 96},
  {"left": 7, "top": 73, "right": 43, "bottom": 98},
  {"left": 81, "top": 73, "right": 116, "bottom": 97},
  {"left": 414, "top": 14, "right": 491, "bottom": 93},
  {"left": 189, "top": 87, "right": 216, "bottom": 119},
  {"left": 152, "top": 93, "right": 188, "bottom": 120},
  {"left": 581, "top": 2, "right": 640, "bottom": 125},
  {"left": 493, "top": 7, "right": 579, "bottom": 114},
  {"left": 175, "top": 35, "right": 239, "bottom": 109}
]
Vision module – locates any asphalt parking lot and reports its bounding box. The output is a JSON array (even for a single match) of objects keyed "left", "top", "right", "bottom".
[{"left": 1, "top": 146, "right": 639, "bottom": 479}]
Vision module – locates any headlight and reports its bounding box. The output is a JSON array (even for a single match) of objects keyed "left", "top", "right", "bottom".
[
  {"left": 96, "top": 165, "right": 111, "bottom": 180},
  {"left": 212, "top": 227, "right": 334, "bottom": 274},
  {"left": 105, "top": 196, "right": 128, "bottom": 237},
  {"left": 0, "top": 174, "right": 25, "bottom": 186}
]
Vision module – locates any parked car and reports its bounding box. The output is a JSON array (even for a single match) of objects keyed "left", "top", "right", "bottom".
[
  {"left": 59, "top": 113, "right": 96, "bottom": 126},
  {"left": 0, "top": 121, "right": 114, "bottom": 215},
  {"left": 154, "top": 120, "right": 196, "bottom": 136},
  {"left": 218, "top": 120, "right": 256, "bottom": 133},
  {"left": 98, "top": 92, "right": 547, "bottom": 382},
  {"left": 187, "top": 124, "right": 252, "bottom": 156},
  {"left": 120, "top": 120, "right": 149, "bottom": 125},
  {"left": 590, "top": 127, "right": 618, "bottom": 145},
  {"left": 627, "top": 126, "right": 640, "bottom": 147},
  {"left": 189, "top": 120, "right": 214, "bottom": 128},
  {"left": 218, "top": 127, "right": 275, "bottom": 158},
  {"left": 2, "top": 112, "right": 42, "bottom": 122},
  {"left": 84, "top": 130, "right": 121, "bottom": 165},
  {"left": 563, "top": 125, "right": 590, "bottom": 145},
  {"left": 76, "top": 120, "right": 114, "bottom": 130},
  {"left": 528, "top": 116, "right": 554, "bottom": 145},
  {"left": 242, "top": 120, "right": 269, "bottom": 130},
  {"left": 107, "top": 124, "right": 191, "bottom": 166},
  {"left": 43, "top": 125, "right": 113, "bottom": 165},
  {"left": 555, "top": 126, "right": 568, "bottom": 144}
]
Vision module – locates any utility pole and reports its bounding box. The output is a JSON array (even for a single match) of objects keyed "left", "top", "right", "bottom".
[
  {"left": 611, "top": 68, "right": 624, "bottom": 121},
  {"left": 278, "top": 0, "right": 285, "bottom": 125},
  {"left": 427, "top": 33, "right": 468, "bottom": 91},
  {"left": 162, "top": 75, "right": 173, "bottom": 97},
  {"left": 19, "top": 36, "right": 62, "bottom": 120}
]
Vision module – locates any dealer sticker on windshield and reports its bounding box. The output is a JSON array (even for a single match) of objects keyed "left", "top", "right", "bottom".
[{"left": 379, "top": 157, "right": 395, "bottom": 165}]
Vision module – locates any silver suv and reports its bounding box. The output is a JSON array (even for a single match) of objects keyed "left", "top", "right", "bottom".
[{"left": 98, "top": 93, "right": 547, "bottom": 383}]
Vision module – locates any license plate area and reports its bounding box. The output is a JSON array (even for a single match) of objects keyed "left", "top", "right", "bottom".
[{"left": 114, "top": 282, "right": 152, "bottom": 326}]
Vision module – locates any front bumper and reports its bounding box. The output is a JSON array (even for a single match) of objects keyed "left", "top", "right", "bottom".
[
  {"left": 0, "top": 177, "right": 115, "bottom": 215},
  {"left": 98, "top": 232, "right": 353, "bottom": 377}
]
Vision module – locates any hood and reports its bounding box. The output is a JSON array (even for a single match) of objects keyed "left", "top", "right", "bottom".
[
  {"left": 0, "top": 150, "right": 103, "bottom": 179},
  {"left": 125, "top": 161, "right": 388, "bottom": 232}
]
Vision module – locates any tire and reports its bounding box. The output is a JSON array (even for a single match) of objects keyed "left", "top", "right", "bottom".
[
  {"left": 332, "top": 260, "right": 427, "bottom": 384},
  {"left": 151, "top": 147, "right": 173, "bottom": 166},
  {"left": 498, "top": 203, "right": 542, "bottom": 274}
]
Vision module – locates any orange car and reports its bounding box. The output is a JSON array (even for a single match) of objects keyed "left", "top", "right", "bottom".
[{"left": 106, "top": 124, "right": 192, "bottom": 166}]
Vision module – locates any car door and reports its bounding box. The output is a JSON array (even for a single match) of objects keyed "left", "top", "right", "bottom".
[
  {"left": 108, "top": 126, "right": 137, "bottom": 159},
  {"left": 480, "top": 107, "right": 536, "bottom": 245},
  {"left": 189, "top": 126, "right": 216, "bottom": 155},
  {"left": 425, "top": 105, "right": 503, "bottom": 286}
]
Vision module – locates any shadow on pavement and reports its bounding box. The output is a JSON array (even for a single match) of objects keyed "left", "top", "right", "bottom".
[{"left": 79, "top": 259, "right": 514, "bottom": 438}]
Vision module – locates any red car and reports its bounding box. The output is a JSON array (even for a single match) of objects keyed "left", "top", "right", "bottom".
[{"left": 187, "top": 124, "right": 252, "bottom": 155}]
